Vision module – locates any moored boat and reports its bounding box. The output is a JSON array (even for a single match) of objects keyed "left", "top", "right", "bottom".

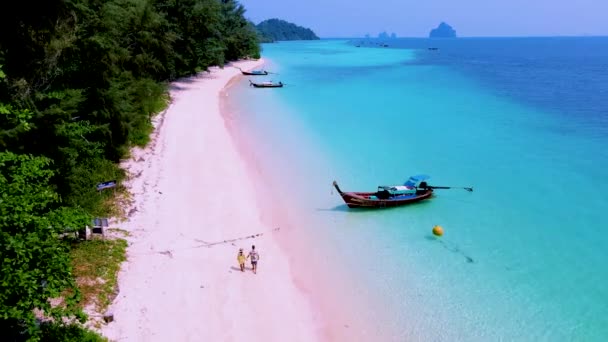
[
  {"left": 249, "top": 80, "right": 284, "bottom": 88},
  {"left": 332, "top": 175, "right": 472, "bottom": 208},
  {"left": 242, "top": 69, "right": 269, "bottom": 75}
]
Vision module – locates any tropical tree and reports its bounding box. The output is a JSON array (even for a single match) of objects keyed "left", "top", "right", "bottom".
[
  {"left": 0, "top": 152, "right": 89, "bottom": 341},
  {"left": 0, "top": 0, "right": 260, "bottom": 338}
]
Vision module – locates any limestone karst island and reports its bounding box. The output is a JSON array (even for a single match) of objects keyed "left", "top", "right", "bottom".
[{"left": 429, "top": 22, "right": 457, "bottom": 38}]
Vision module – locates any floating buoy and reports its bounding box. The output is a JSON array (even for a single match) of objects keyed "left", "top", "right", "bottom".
[{"left": 432, "top": 225, "right": 444, "bottom": 236}]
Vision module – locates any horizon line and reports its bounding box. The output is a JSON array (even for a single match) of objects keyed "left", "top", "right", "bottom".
[{"left": 316, "top": 34, "right": 608, "bottom": 39}]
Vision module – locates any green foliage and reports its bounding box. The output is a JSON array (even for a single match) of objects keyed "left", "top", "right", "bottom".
[
  {"left": 0, "top": 0, "right": 260, "bottom": 338},
  {"left": 256, "top": 18, "right": 320, "bottom": 43},
  {"left": 0, "top": 104, "right": 33, "bottom": 136},
  {"left": 0, "top": 152, "right": 89, "bottom": 340},
  {"left": 221, "top": 0, "right": 262, "bottom": 60},
  {"left": 40, "top": 322, "right": 108, "bottom": 342},
  {"left": 63, "top": 158, "right": 125, "bottom": 217}
]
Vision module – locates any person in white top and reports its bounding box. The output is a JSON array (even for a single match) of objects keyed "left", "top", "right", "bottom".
[{"left": 247, "top": 245, "right": 260, "bottom": 274}]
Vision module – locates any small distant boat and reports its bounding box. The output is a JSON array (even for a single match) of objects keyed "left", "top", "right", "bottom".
[
  {"left": 428, "top": 47, "right": 439, "bottom": 50},
  {"left": 332, "top": 175, "right": 472, "bottom": 209},
  {"left": 241, "top": 69, "right": 268, "bottom": 76},
  {"left": 249, "top": 80, "right": 284, "bottom": 88}
]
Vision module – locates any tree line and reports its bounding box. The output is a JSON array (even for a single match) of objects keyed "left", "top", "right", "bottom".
[
  {"left": 256, "top": 18, "right": 320, "bottom": 43},
  {"left": 0, "top": 0, "right": 259, "bottom": 339}
]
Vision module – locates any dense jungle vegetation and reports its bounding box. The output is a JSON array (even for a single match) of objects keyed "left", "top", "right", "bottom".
[{"left": 0, "top": 0, "right": 259, "bottom": 340}]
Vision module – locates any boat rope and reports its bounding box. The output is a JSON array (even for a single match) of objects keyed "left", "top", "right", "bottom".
[
  {"left": 438, "top": 239, "right": 475, "bottom": 263},
  {"left": 129, "top": 227, "right": 281, "bottom": 257},
  {"left": 192, "top": 227, "right": 281, "bottom": 249},
  {"left": 436, "top": 197, "right": 476, "bottom": 205}
]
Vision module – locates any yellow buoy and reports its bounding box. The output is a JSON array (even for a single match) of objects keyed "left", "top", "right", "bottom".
[{"left": 432, "top": 225, "right": 444, "bottom": 236}]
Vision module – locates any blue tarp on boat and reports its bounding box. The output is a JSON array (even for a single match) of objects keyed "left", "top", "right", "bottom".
[{"left": 404, "top": 175, "right": 430, "bottom": 187}]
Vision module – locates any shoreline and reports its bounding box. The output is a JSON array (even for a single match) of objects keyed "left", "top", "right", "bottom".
[
  {"left": 220, "top": 59, "right": 381, "bottom": 341},
  {"left": 102, "top": 60, "right": 321, "bottom": 341}
]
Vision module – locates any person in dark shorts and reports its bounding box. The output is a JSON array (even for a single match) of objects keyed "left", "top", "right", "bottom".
[{"left": 248, "top": 245, "right": 260, "bottom": 274}]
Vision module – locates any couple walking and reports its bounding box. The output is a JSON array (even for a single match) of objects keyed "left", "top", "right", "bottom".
[{"left": 237, "top": 245, "right": 260, "bottom": 274}]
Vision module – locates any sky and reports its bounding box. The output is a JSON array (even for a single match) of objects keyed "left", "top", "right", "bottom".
[{"left": 239, "top": 0, "right": 608, "bottom": 38}]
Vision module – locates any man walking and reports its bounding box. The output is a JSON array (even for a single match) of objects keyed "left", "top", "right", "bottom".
[{"left": 248, "top": 245, "right": 260, "bottom": 274}]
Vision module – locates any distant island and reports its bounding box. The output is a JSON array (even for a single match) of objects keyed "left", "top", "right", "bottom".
[
  {"left": 429, "top": 22, "right": 457, "bottom": 38},
  {"left": 377, "top": 31, "right": 398, "bottom": 39},
  {"left": 257, "top": 19, "right": 320, "bottom": 43}
]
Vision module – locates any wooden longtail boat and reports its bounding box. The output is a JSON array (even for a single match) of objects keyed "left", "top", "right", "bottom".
[
  {"left": 249, "top": 80, "right": 284, "bottom": 88},
  {"left": 332, "top": 175, "right": 473, "bottom": 209},
  {"left": 242, "top": 69, "right": 268, "bottom": 75}
]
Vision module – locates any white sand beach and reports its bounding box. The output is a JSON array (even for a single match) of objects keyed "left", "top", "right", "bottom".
[{"left": 102, "top": 60, "right": 321, "bottom": 341}]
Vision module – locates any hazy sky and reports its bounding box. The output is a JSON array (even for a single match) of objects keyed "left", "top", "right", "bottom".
[{"left": 239, "top": 0, "right": 607, "bottom": 38}]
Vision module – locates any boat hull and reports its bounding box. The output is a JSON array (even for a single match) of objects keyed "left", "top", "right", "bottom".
[
  {"left": 242, "top": 71, "right": 268, "bottom": 76},
  {"left": 337, "top": 190, "right": 433, "bottom": 208},
  {"left": 332, "top": 181, "right": 433, "bottom": 208},
  {"left": 251, "top": 83, "right": 283, "bottom": 88}
]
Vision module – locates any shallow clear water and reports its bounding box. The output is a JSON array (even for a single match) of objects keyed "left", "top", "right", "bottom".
[{"left": 228, "top": 38, "right": 608, "bottom": 341}]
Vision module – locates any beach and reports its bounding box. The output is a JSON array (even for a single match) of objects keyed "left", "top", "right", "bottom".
[
  {"left": 102, "top": 60, "right": 320, "bottom": 341},
  {"left": 96, "top": 37, "right": 608, "bottom": 341}
]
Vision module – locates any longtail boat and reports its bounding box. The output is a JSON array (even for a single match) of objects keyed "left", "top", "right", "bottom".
[
  {"left": 242, "top": 69, "right": 268, "bottom": 76},
  {"left": 249, "top": 80, "right": 284, "bottom": 88},
  {"left": 332, "top": 175, "right": 473, "bottom": 209}
]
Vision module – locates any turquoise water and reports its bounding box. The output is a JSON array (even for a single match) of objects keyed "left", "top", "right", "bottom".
[{"left": 228, "top": 39, "right": 608, "bottom": 341}]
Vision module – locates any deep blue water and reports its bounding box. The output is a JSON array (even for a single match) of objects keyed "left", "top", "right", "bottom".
[
  {"left": 358, "top": 37, "right": 608, "bottom": 135},
  {"left": 228, "top": 38, "right": 608, "bottom": 341}
]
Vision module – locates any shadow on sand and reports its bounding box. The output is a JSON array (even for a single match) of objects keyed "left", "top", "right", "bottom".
[
  {"left": 230, "top": 266, "right": 256, "bottom": 274},
  {"left": 169, "top": 77, "right": 199, "bottom": 92},
  {"left": 169, "top": 69, "right": 226, "bottom": 92}
]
